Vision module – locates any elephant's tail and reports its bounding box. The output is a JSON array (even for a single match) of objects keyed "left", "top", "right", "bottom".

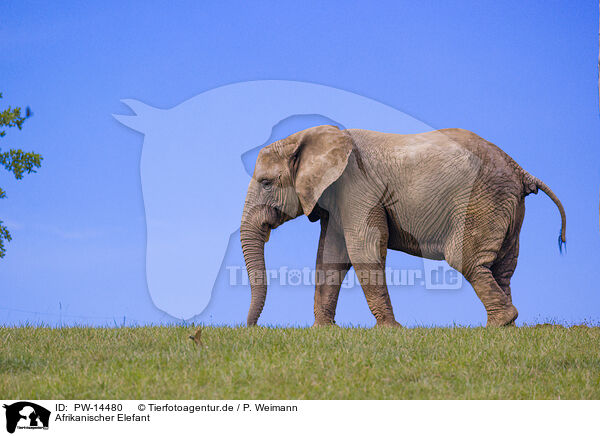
[{"left": 523, "top": 173, "right": 567, "bottom": 253}]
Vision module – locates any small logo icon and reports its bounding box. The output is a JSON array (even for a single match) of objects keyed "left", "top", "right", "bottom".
[{"left": 3, "top": 402, "right": 50, "bottom": 434}]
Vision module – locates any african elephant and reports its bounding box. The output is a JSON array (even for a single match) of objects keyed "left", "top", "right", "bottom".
[{"left": 240, "top": 125, "right": 566, "bottom": 327}]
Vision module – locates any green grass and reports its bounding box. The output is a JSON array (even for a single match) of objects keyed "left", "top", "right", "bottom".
[{"left": 1, "top": 325, "right": 599, "bottom": 399}]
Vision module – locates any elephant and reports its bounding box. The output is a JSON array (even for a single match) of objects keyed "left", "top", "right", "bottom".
[{"left": 240, "top": 125, "right": 566, "bottom": 327}]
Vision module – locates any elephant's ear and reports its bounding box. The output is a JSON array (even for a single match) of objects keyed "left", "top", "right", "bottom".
[{"left": 290, "top": 125, "right": 353, "bottom": 218}]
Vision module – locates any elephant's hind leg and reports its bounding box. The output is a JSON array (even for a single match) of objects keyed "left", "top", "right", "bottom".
[
  {"left": 313, "top": 214, "right": 351, "bottom": 326},
  {"left": 464, "top": 265, "right": 518, "bottom": 326},
  {"left": 491, "top": 199, "right": 524, "bottom": 306},
  {"left": 491, "top": 240, "right": 519, "bottom": 305},
  {"left": 445, "top": 213, "right": 518, "bottom": 327}
]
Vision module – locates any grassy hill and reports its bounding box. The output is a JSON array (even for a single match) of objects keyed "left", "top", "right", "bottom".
[{"left": 1, "top": 325, "right": 599, "bottom": 399}]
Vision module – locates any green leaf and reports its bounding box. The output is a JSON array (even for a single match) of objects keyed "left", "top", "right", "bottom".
[{"left": 0, "top": 92, "right": 43, "bottom": 259}]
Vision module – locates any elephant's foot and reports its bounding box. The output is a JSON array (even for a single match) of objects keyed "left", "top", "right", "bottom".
[
  {"left": 312, "top": 319, "right": 337, "bottom": 328},
  {"left": 486, "top": 304, "right": 518, "bottom": 327},
  {"left": 375, "top": 319, "right": 402, "bottom": 328}
]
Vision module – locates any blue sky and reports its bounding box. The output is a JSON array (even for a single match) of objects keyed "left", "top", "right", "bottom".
[{"left": 0, "top": 1, "right": 598, "bottom": 327}]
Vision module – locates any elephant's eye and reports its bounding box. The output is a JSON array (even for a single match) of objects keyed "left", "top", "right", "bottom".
[{"left": 260, "top": 179, "right": 273, "bottom": 189}]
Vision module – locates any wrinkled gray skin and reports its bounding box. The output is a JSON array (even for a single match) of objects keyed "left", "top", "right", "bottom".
[{"left": 240, "top": 125, "right": 566, "bottom": 327}]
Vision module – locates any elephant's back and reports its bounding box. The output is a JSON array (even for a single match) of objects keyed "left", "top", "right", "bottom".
[
  {"left": 345, "top": 127, "right": 499, "bottom": 158},
  {"left": 345, "top": 128, "right": 523, "bottom": 189},
  {"left": 344, "top": 128, "right": 485, "bottom": 179}
]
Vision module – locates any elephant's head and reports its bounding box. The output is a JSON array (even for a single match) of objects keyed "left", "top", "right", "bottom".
[{"left": 240, "top": 125, "right": 353, "bottom": 325}]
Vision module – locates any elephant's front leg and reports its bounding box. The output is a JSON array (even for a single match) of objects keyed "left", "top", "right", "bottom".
[
  {"left": 344, "top": 206, "right": 400, "bottom": 327},
  {"left": 313, "top": 215, "right": 351, "bottom": 326}
]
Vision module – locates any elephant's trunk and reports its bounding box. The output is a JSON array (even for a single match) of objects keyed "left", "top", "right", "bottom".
[{"left": 240, "top": 200, "right": 274, "bottom": 326}]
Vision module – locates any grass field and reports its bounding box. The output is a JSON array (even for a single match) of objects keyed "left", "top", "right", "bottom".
[{"left": 1, "top": 325, "right": 599, "bottom": 399}]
